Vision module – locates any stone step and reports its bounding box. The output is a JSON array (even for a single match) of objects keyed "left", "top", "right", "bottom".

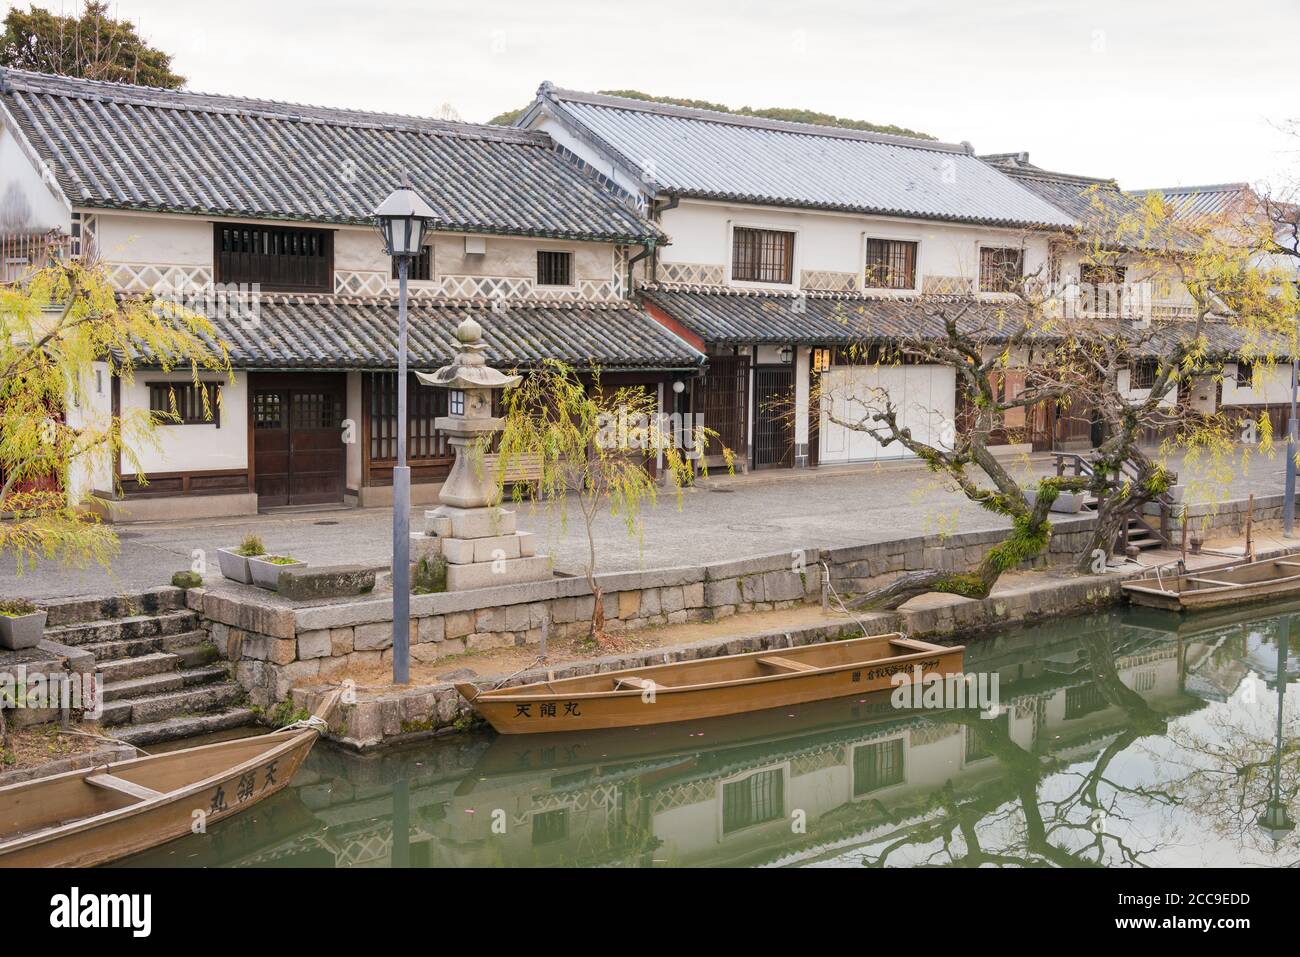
[
  {"left": 113, "top": 708, "right": 258, "bottom": 747},
  {"left": 179, "top": 664, "right": 229, "bottom": 687},
  {"left": 103, "top": 671, "right": 186, "bottom": 702},
  {"left": 39, "top": 587, "right": 187, "bottom": 627},
  {"left": 79, "top": 629, "right": 212, "bottom": 663},
  {"left": 96, "top": 681, "right": 244, "bottom": 728},
  {"left": 98, "top": 651, "right": 180, "bottom": 684},
  {"left": 45, "top": 609, "right": 200, "bottom": 647}
]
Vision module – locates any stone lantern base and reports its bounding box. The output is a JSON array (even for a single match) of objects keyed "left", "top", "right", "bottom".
[{"left": 423, "top": 505, "right": 551, "bottom": 591}]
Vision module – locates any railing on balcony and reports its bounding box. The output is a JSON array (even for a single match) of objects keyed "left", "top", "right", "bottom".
[{"left": 0, "top": 230, "right": 70, "bottom": 285}]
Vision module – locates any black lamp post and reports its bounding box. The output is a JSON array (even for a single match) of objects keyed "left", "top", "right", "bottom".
[{"left": 374, "top": 181, "right": 438, "bottom": 685}]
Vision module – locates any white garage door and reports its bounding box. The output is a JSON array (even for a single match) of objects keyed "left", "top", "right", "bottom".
[{"left": 817, "top": 364, "right": 956, "bottom": 464}]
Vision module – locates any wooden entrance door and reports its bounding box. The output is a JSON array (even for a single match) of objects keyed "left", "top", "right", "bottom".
[
  {"left": 752, "top": 365, "right": 795, "bottom": 469},
  {"left": 251, "top": 374, "right": 346, "bottom": 507}
]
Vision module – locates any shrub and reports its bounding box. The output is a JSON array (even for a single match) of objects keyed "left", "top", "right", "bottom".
[
  {"left": 235, "top": 535, "right": 265, "bottom": 557},
  {"left": 171, "top": 570, "right": 202, "bottom": 589},
  {"left": 0, "top": 599, "right": 38, "bottom": 617}
]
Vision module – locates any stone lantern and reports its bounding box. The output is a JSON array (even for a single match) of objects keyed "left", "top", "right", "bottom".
[{"left": 415, "top": 318, "right": 550, "bottom": 590}]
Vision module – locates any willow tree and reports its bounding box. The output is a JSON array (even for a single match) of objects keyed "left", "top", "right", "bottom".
[
  {"left": 0, "top": 249, "right": 231, "bottom": 571},
  {"left": 488, "top": 359, "right": 731, "bottom": 646}
]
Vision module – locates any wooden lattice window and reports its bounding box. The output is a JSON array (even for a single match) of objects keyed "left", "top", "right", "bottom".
[
  {"left": 215, "top": 224, "right": 332, "bottom": 292},
  {"left": 531, "top": 809, "right": 569, "bottom": 846},
  {"left": 853, "top": 738, "right": 904, "bottom": 795},
  {"left": 1129, "top": 358, "right": 1158, "bottom": 391},
  {"left": 979, "top": 246, "right": 1023, "bottom": 293},
  {"left": 731, "top": 227, "right": 795, "bottom": 284},
  {"left": 149, "top": 382, "right": 220, "bottom": 426},
  {"left": 722, "top": 768, "right": 784, "bottom": 833},
  {"left": 368, "top": 372, "right": 450, "bottom": 463},
  {"left": 392, "top": 246, "right": 433, "bottom": 281},
  {"left": 536, "top": 250, "right": 573, "bottom": 286},
  {"left": 1235, "top": 361, "right": 1255, "bottom": 388},
  {"left": 864, "top": 239, "right": 918, "bottom": 289}
]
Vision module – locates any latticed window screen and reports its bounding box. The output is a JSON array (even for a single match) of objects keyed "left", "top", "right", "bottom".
[
  {"left": 1064, "top": 683, "right": 1107, "bottom": 720},
  {"left": 368, "top": 372, "right": 450, "bottom": 462},
  {"left": 722, "top": 768, "right": 784, "bottom": 833},
  {"left": 291, "top": 392, "right": 341, "bottom": 430},
  {"left": 978, "top": 246, "right": 1024, "bottom": 292},
  {"left": 536, "top": 250, "right": 573, "bottom": 286},
  {"left": 149, "top": 382, "right": 220, "bottom": 426},
  {"left": 731, "top": 227, "right": 795, "bottom": 284},
  {"left": 1128, "top": 359, "right": 1158, "bottom": 391},
  {"left": 531, "top": 809, "right": 569, "bottom": 846},
  {"left": 864, "top": 239, "right": 918, "bottom": 289},
  {"left": 391, "top": 245, "right": 433, "bottom": 281},
  {"left": 216, "top": 224, "right": 331, "bottom": 291},
  {"left": 853, "top": 738, "right": 904, "bottom": 795},
  {"left": 253, "top": 391, "right": 282, "bottom": 430}
]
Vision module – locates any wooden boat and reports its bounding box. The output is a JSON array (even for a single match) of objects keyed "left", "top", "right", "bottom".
[
  {"left": 0, "top": 690, "right": 340, "bottom": 867},
  {"left": 456, "top": 633, "right": 964, "bottom": 734},
  {"left": 1122, "top": 555, "right": 1300, "bottom": 612}
]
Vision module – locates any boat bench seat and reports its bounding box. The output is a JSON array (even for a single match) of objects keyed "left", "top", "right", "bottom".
[
  {"left": 85, "top": 773, "right": 163, "bottom": 802},
  {"left": 757, "top": 655, "right": 818, "bottom": 673},
  {"left": 615, "top": 676, "right": 657, "bottom": 691}
]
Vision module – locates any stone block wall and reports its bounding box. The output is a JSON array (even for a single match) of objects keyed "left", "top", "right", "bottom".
[{"left": 194, "top": 490, "right": 1291, "bottom": 713}]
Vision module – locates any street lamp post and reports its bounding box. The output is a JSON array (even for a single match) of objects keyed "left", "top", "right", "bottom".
[{"left": 374, "top": 182, "right": 438, "bottom": 685}]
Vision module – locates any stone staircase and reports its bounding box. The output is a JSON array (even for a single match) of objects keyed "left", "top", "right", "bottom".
[{"left": 41, "top": 587, "right": 253, "bottom": 746}]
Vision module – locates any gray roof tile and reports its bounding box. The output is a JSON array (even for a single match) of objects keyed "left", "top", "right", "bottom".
[
  {"left": 0, "top": 69, "right": 658, "bottom": 242},
  {"left": 187, "top": 295, "right": 704, "bottom": 370},
  {"left": 538, "top": 86, "right": 1075, "bottom": 230}
]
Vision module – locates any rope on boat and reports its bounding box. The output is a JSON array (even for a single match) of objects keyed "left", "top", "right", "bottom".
[
  {"left": 820, "top": 561, "right": 877, "bottom": 638},
  {"left": 271, "top": 715, "right": 329, "bottom": 735},
  {"left": 490, "top": 656, "right": 547, "bottom": 691}
]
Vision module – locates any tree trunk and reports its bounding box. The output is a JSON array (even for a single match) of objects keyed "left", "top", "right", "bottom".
[{"left": 589, "top": 582, "right": 606, "bottom": 642}]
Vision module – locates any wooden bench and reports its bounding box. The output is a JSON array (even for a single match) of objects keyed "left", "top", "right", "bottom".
[
  {"left": 757, "top": 655, "right": 818, "bottom": 673},
  {"left": 615, "top": 676, "right": 657, "bottom": 691},
  {"left": 85, "top": 773, "right": 162, "bottom": 802},
  {"left": 480, "top": 452, "right": 544, "bottom": 485}
]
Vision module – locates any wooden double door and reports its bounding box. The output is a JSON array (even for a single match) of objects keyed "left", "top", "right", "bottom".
[{"left": 251, "top": 373, "right": 346, "bottom": 507}]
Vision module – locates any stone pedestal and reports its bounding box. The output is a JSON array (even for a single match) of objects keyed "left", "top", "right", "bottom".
[{"left": 424, "top": 505, "right": 549, "bottom": 590}]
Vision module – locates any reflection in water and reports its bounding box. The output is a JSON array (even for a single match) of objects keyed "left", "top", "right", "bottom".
[{"left": 119, "top": 603, "right": 1300, "bottom": 868}]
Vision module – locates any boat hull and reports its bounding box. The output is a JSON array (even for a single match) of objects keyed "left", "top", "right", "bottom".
[
  {"left": 1122, "top": 555, "right": 1300, "bottom": 613},
  {"left": 461, "top": 636, "right": 965, "bottom": 734},
  {"left": 0, "top": 731, "right": 316, "bottom": 868}
]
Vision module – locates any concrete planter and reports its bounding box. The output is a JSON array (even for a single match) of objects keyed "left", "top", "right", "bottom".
[
  {"left": 0, "top": 609, "right": 47, "bottom": 650},
  {"left": 1025, "top": 489, "right": 1086, "bottom": 514},
  {"left": 217, "top": 547, "right": 253, "bottom": 584},
  {"left": 248, "top": 556, "right": 305, "bottom": 590}
]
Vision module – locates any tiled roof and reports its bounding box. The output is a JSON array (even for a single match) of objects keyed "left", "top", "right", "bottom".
[
  {"left": 0, "top": 68, "right": 658, "bottom": 243},
  {"left": 641, "top": 285, "right": 1030, "bottom": 345},
  {"left": 533, "top": 86, "right": 1075, "bottom": 230},
  {"left": 182, "top": 296, "right": 703, "bottom": 370},
  {"left": 1132, "top": 182, "right": 1252, "bottom": 221}
]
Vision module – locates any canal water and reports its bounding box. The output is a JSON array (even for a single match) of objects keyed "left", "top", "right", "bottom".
[{"left": 118, "top": 601, "right": 1299, "bottom": 868}]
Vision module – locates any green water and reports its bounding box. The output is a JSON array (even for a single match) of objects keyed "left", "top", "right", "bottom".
[{"left": 119, "top": 601, "right": 1300, "bottom": 868}]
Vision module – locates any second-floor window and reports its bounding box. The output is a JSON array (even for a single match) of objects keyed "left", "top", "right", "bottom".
[
  {"left": 537, "top": 250, "right": 573, "bottom": 286},
  {"left": 864, "top": 238, "right": 918, "bottom": 290},
  {"left": 392, "top": 245, "right": 433, "bottom": 281},
  {"left": 732, "top": 226, "right": 794, "bottom": 284},
  {"left": 979, "top": 246, "right": 1023, "bottom": 293},
  {"left": 215, "top": 224, "right": 332, "bottom": 293},
  {"left": 1129, "top": 358, "right": 1158, "bottom": 391}
]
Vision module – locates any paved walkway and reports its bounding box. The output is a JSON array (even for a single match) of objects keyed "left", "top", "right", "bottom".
[{"left": 2, "top": 451, "right": 1292, "bottom": 600}]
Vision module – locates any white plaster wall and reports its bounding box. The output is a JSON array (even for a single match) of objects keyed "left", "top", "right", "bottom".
[
  {"left": 818, "top": 365, "right": 956, "bottom": 463},
  {"left": 0, "top": 112, "right": 69, "bottom": 232},
  {"left": 659, "top": 199, "right": 1051, "bottom": 293},
  {"left": 532, "top": 114, "right": 651, "bottom": 203},
  {"left": 93, "top": 212, "right": 213, "bottom": 267},
  {"left": 65, "top": 361, "right": 115, "bottom": 500},
  {"left": 1222, "top": 361, "right": 1294, "bottom": 406},
  {"left": 119, "top": 370, "right": 248, "bottom": 474},
  {"left": 1116, "top": 367, "right": 1178, "bottom": 408}
]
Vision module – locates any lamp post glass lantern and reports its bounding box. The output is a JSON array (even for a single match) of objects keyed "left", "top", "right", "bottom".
[{"left": 375, "top": 183, "right": 438, "bottom": 684}]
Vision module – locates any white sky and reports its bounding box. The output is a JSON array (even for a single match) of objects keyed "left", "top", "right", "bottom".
[{"left": 9, "top": 0, "right": 1300, "bottom": 190}]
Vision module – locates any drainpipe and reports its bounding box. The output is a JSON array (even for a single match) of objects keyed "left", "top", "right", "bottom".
[
  {"left": 627, "top": 238, "right": 655, "bottom": 295},
  {"left": 648, "top": 194, "right": 681, "bottom": 283}
]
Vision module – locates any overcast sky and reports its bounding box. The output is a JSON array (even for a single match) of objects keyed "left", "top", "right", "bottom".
[{"left": 9, "top": 0, "right": 1300, "bottom": 190}]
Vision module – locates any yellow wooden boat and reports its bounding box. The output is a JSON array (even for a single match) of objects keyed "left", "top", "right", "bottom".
[
  {"left": 457, "top": 633, "right": 964, "bottom": 734},
  {"left": 0, "top": 690, "right": 339, "bottom": 867}
]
